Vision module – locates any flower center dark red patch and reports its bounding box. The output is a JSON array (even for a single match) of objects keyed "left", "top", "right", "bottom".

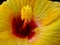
[{"left": 11, "top": 16, "right": 37, "bottom": 39}]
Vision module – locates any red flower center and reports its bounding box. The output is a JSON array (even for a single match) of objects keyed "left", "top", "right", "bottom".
[{"left": 11, "top": 16, "right": 37, "bottom": 39}]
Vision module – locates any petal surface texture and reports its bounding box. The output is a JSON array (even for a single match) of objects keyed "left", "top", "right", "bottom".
[{"left": 0, "top": 0, "right": 60, "bottom": 45}]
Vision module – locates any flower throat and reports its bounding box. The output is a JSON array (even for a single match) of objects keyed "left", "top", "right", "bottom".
[{"left": 11, "top": 5, "right": 37, "bottom": 39}]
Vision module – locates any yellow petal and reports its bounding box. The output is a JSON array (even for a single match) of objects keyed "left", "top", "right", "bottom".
[
  {"left": 0, "top": 31, "right": 30, "bottom": 45},
  {"left": 0, "top": 31, "right": 18, "bottom": 45},
  {"left": 31, "top": 16, "right": 60, "bottom": 45},
  {"left": 7, "top": 0, "right": 35, "bottom": 12},
  {"left": 34, "top": 0, "right": 49, "bottom": 14},
  {"left": 34, "top": 1, "right": 60, "bottom": 26},
  {"left": 0, "top": 2, "right": 14, "bottom": 32},
  {"left": 7, "top": 0, "right": 21, "bottom": 12}
]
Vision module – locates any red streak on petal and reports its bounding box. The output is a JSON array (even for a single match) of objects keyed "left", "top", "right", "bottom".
[{"left": 11, "top": 16, "right": 37, "bottom": 40}]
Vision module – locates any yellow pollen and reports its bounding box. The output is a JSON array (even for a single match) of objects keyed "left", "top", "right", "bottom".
[{"left": 21, "top": 5, "right": 32, "bottom": 20}]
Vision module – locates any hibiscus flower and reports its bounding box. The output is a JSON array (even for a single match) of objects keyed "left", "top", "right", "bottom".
[{"left": 0, "top": 0, "right": 60, "bottom": 45}]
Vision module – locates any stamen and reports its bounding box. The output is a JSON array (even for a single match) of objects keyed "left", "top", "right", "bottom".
[{"left": 21, "top": 5, "right": 32, "bottom": 20}]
